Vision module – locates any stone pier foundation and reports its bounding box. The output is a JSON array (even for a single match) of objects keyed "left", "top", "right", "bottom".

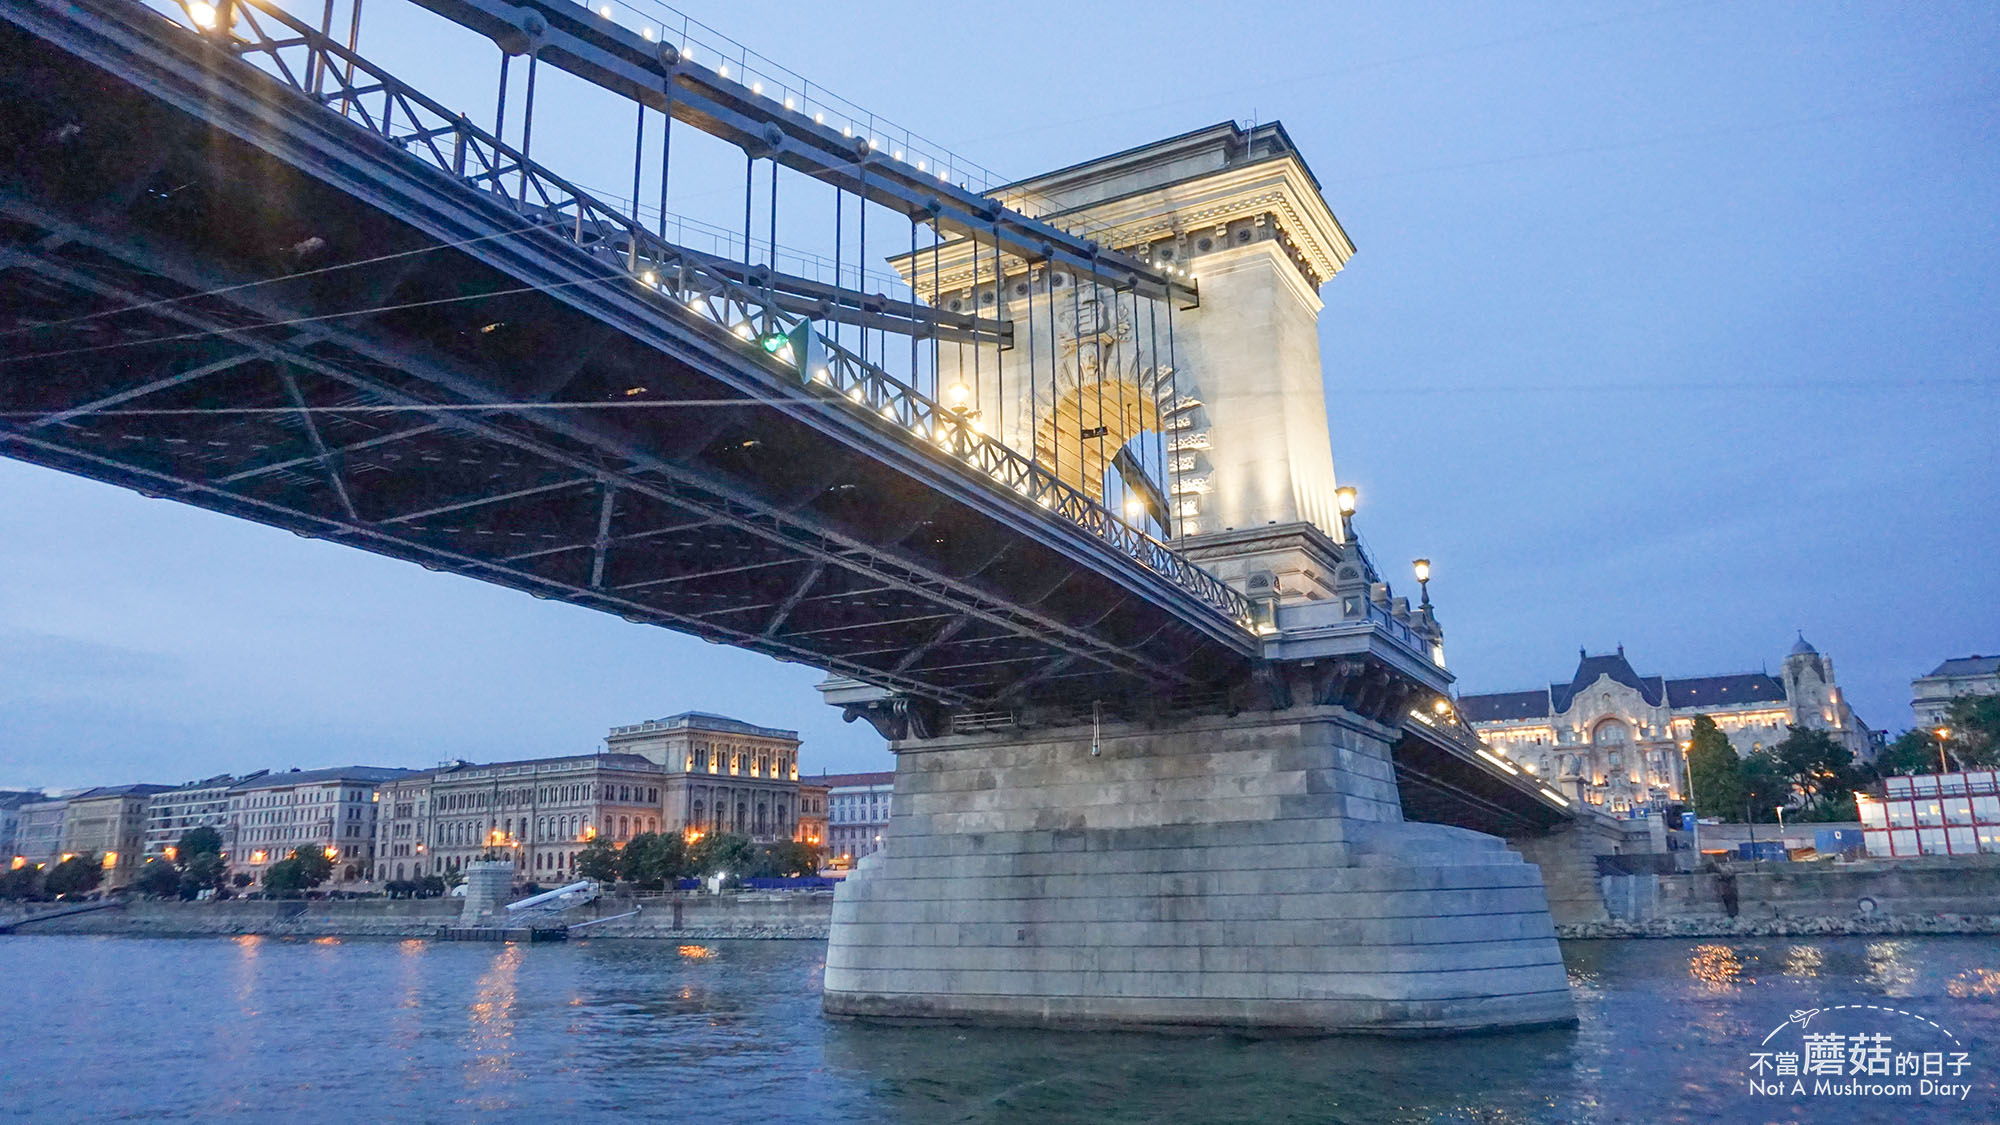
[{"left": 823, "top": 705, "right": 1574, "bottom": 1034}]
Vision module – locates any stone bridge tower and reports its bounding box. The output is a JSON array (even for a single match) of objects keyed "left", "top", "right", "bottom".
[
  {"left": 901, "top": 123, "right": 1362, "bottom": 605},
  {"left": 826, "top": 122, "right": 1572, "bottom": 1035}
]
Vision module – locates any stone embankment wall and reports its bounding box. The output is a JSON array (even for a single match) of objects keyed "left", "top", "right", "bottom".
[
  {"left": 1568, "top": 856, "right": 2000, "bottom": 938},
  {"left": 0, "top": 892, "right": 832, "bottom": 940}
]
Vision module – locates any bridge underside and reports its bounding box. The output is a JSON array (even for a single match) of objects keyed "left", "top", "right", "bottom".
[{"left": 0, "top": 5, "right": 1254, "bottom": 709}]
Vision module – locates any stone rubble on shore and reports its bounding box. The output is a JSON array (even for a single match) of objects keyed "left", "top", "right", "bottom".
[{"left": 1559, "top": 913, "right": 2000, "bottom": 940}]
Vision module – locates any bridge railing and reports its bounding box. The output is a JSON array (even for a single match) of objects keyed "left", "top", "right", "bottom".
[{"left": 145, "top": 0, "right": 1255, "bottom": 629}]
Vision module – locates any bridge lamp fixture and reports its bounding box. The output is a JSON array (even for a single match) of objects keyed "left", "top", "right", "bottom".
[
  {"left": 1124, "top": 496, "right": 1146, "bottom": 522},
  {"left": 640, "top": 270, "right": 657, "bottom": 287},
  {"left": 946, "top": 381, "right": 972, "bottom": 412},
  {"left": 187, "top": 2, "right": 220, "bottom": 30},
  {"left": 642, "top": 27, "right": 655, "bottom": 42},
  {"left": 597, "top": 5, "right": 611, "bottom": 18},
  {"left": 1413, "top": 558, "right": 1432, "bottom": 609},
  {"left": 1335, "top": 485, "right": 1358, "bottom": 539}
]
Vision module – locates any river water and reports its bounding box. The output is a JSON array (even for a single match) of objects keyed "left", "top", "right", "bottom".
[{"left": 1, "top": 934, "right": 1995, "bottom": 1122}]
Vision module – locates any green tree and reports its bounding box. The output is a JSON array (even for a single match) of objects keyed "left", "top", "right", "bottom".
[
  {"left": 0, "top": 866, "right": 42, "bottom": 901},
  {"left": 1941, "top": 694, "right": 2000, "bottom": 769},
  {"left": 1769, "top": 726, "right": 1859, "bottom": 816},
  {"left": 754, "top": 839, "right": 823, "bottom": 878},
  {"left": 262, "top": 858, "right": 305, "bottom": 895},
  {"left": 1873, "top": 730, "right": 1940, "bottom": 778},
  {"left": 1739, "top": 752, "right": 1791, "bottom": 823},
  {"left": 620, "top": 832, "right": 689, "bottom": 887},
  {"left": 174, "top": 826, "right": 224, "bottom": 858},
  {"left": 690, "top": 833, "right": 757, "bottom": 880},
  {"left": 182, "top": 852, "right": 228, "bottom": 899},
  {"left": 135, "top": 859, "right": 182, "bottom": 898},
  {"left": 1685, "top": 715, "right": 1744, "bottom": 818},
  {"left": 230, "top": 873, "right": 253, "bottom": 889},
  {"left": 44, "top": 855, "right": 103, "bottom": 898},
  {"left": 264, "top": 847, "right": 335, "bottom": 895},
  {"left": 575, "top": 838, "right": 622, "bottom": 884},
  {"left": 290, "top": 847, "right": 335, "bottom": 887}
]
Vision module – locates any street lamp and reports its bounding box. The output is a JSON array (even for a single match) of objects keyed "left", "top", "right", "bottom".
[
  {"left": 1934, "top": 726, "right": 1952, "bottom": 774},
  {"left": 1775, "top": 805, "right": 1786, "bottom": 832},
  {"left": 1336, "top": 485, "right": 1358, "bottom": 541},
  {"left": 1412, "top": 558, "right": 1432, "bottom": 610}
]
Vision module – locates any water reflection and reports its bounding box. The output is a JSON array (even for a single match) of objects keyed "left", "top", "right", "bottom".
[
  {"left": 1688, "top": 943, "right": 1745, "bottom": 990},
  {"left": 1780, "top": 944, "right": 1823, "bottom": 977},
  {"left": 1865, "top": 940, "right": 1919, "bottom": 995},
  {"left": 464, "top": 943, "right": 522, "bottom": 1102},
  {"left": 1947, "top": 968, "right": 2000, "bottom": 999},
  {"left": 0, "top": 935, "right": 1993, "bottom": 1122}
]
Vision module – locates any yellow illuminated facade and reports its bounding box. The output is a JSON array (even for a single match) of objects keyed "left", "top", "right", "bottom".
[
  {"left": 1460, "top": 639, "right": 1874, "bottom": 815},
  {"left": 370, "top": 712, "right": 813, "bottom": 886}
]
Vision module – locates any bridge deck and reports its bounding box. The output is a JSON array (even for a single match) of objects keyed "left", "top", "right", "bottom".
[{"left": 0, "top": 0, "right": 1254, "bottom": 708}]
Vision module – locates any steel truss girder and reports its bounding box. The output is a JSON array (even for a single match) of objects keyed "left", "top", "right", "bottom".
[
  {"left": 410, "top": 0, "right": 1195, "bottom": 303},
  {"left": 0, "top": 214, "right": 1182, "bottom": 701},
  {"left": 104, "top": 0, "right": 1250, "bottom": 636},
  {"left": 0, "top": 2, "right": 1262, "bottom": 707}
]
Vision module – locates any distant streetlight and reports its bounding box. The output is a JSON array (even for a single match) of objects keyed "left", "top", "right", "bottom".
[
  {"left": 1775, "top": 806, "right": 1786, "bottom": 832},
  {"left": 1412, "top": 558, "right": 1432, "bottom": 610},
  {"left": 1934, "top": 726, "right": 1953, "bottom": 774}
]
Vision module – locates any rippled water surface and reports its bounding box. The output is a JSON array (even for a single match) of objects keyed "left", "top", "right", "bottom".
[{"left": 2, "top": 934, "right": 1996, "bottom": 1122}]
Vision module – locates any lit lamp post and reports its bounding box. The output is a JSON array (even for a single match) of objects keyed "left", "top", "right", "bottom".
[
  {"left": 1934, "top": 726, "right": 1953, "bottom": 774},
  {"left": 1335, "top": 485, "right": 1358, "bottom": 541},
  {"left": 1679, "top": 739, "right": 1700, "bottom": 860},
  {"left": 1412, "top": 558, "right": 1432, "bottom": 610}
]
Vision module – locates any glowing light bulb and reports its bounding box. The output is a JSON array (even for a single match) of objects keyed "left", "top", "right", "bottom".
[
  {"left": 597, "top": 5, "right": 611, "bottom": 18},
  {"left": 188, "top": 1, "right": 218, "bottom": 28},
  {"left": 643, "top": 27, "right": 655, "bottom": 41},
  {"left": 751, "top": 81, "right": 763, "bottom": 95},
  {"left": 784, "top": 97, "right": 796, "bottom": 110},
  {"left": 640, "top": 270, "right": 657, "bottom": 286},
  {"left": 946, "top": 382, "right": 970, "bottom": 408}
]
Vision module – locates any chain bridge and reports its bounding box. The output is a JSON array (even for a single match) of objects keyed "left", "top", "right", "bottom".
[{"left": 2, "top": 0, "right": 1596, "bottom": 1033}]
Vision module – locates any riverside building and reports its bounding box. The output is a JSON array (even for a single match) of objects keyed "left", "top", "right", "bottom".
[
  {"left": 144, "top": 773, "right": 246, "bottom": 861},
  {"left": 227, "top": 767, "right": 410, "bottom": 885},
  {"left": 13, "top": 798, "right": 69, "bottom": 869},
  {"left": 60, "top": 784, "right": 170, "bottom": 888},
  {"left": 1911, "top": 654, "right": 2000, "bottom": 727},
  {"left": 371, "top": 712, "right": 807, "bottom": 884},
  {"left": 373, "top": 752, "right": 668, "bottom": 884},
  {"left": 819, "top": 771, "right": 894, "bottom": 867},
  {"left": 1459, "top": 638, "right": 1873, "bottom": 815}
]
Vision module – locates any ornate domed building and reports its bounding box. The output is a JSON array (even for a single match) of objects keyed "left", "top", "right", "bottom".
[{"left": 1458, "top": 638, "right": 1874, "bottom": 815}]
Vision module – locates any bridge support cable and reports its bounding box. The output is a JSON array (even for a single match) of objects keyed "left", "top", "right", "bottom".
[{"left": 1165, "top": 292, "right": 1181, "bottom": 541}]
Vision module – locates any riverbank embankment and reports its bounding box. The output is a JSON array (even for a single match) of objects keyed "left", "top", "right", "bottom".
[
  {"left": 7, "top": 860, "right": 1997, "bottom": 943},
  {"left": 0, "top": 891, "right": 832, "bottom": 940}
]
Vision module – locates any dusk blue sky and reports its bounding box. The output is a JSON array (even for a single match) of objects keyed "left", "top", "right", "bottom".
[{"left": 4, "top": 0, "right": 1996, "bottom": 788}]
